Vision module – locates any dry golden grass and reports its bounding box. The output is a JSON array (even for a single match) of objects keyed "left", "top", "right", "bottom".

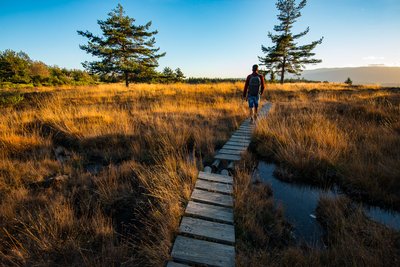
[
  {"left": 254, "top": 85, "right": 400, "bottom": 209},
  {"left": 316, "top": 196, "right": 400, "bottom": 267},
  {"left": 0, "top": 82, "right": 246, "bottom": 266},
  {"left": 233, "top": 83, "right": 399, "bottom": 266},
  {"left": 234, "top": 169, "right": 400, "bottom": 267},
  {"left": 234, "top": 154, "right": 321, "bottom": 267},
  {"left": 2, "top": 81, "right": 399, "bottom": 266}
]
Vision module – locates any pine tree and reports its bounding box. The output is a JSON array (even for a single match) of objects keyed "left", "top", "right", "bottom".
[
  {"left": 0, "top": 50, "right": 32, "bottom": 83},
  {"left": 162, "top": 67, "right": 174, "bottom": 83},
  {"left": 78, "top": 4, "right": 165, "bottom": 87},
  {"left": 175, "top": 68, "right": 185, "bottom": 82},
  {"left": 259, "top": 0, "right": 323, "bottom": 84}
]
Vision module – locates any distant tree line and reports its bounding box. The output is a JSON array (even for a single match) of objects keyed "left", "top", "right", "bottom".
[
  {"left": 186, "top": 78, "right": 245, "bottom": 84},
  {"left": 0, "top": 50, "right": 96, "bottom": 88},
  {"left": 0, "top": 49, "right": 187, "bottom": 88}
]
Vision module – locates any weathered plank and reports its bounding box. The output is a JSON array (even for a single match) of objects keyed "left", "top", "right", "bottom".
[
  {"left": 225, "top": 141, "right": 249, "bottom": 147},
  {"left": 167, "top": 261, "right": 190, "bottom": 267},
  {"left": 227, "top": 139, "right": 250, "bottom": 145},
  {"left": 222, "top": 145, "right": 247, "bottom": 151},
  {"left": 214, "top": 153, "right": 242, "bottom": 161},
  {"left": 230, "top": 134, "right": 251, "bottom": 139},
  {"left": 234, "top": 131, "right": 252, "bottom": 135},
  {"left": 227, "top": 161, "right": 235, "bottom": 170},
  {"left": 218, "top": 149, "right": 242, "bottom": 155},
  {"left": 238, "top": 127, "right": 254, "bottom": 131},
  {"left": 198, "top": 171, "right": 233, "bottom": 184},
  {"left": 231, "top": 133, "right": 251, "bottom": 139},
  {"left": 191, "top": 188, "right": 233, "bottom": 207},
  {"left": 225, "top": 140, "right": 249, "bottom": 145},
  {"left": 237, "top": 130, "right": 252, "bottom": 133},
  {"left": 179, "top": 217, "right": 235, "bottom": 244},
  {"left": 195, "top": 179, "right": 233, "bottom": 194},
  {"left": 231, "top": 135, "right": 251, "bottom": 140},
  {"left": 229, "top": 140, "right": 250, "bottom": 145},
  {"left": 232, "top": 132, "right": 251, "bottom": 137},
  {"left": 171, "top": 236, "right": 235, "bottom": 267},
  {"left": 185, "top": 201, "right": 234, "bottom": 224}
]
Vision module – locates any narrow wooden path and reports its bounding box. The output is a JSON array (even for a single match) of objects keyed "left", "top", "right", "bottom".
[{"left": 167, "top": 103, "right": 272, "bottom": 267}]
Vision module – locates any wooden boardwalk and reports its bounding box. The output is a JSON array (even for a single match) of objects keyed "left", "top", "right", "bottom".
[{"left": 168, "top": 103, "right": 272, "bottom": 266}]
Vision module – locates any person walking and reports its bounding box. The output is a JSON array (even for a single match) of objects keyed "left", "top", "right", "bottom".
[{"left": 243, "top": 64, "right": 265, "bottom": 122}]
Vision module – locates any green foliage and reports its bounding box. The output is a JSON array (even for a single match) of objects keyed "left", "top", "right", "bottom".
[
  {"left": 186, "top": 78, "right": 244, "bottom": 84},
  {"left": 78, "top": 4, "right": 165, "bottom": 87},
  {"left": 345, "top": 77, "right": 353, "bottom": 86},
  {"left": 0, "top": 91, "right": 24, "bottom": 106},
  {"left": 0, "top": 50, "right": 32, "bottom": 84},
  {"left": 259, "top": 0, "right": 323, "bottom": 84},
  {"left": 162, "top": 67, "right": 175, "bottom": 83},
  {"left": 270, "top": 70, "right": 276, "bottom": 83},
  {"left": 175, "top": 68, "right": 185, "bottom": 82},
  {"left": 159, "top": 67, "right": 185, "bottom": 83},
  {"left": 0, "top": 49, "right": 97, "bottom": 88}
]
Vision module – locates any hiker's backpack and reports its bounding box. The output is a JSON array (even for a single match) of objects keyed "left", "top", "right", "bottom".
[{"left": 248, "top": 75, "right": 261, "bottom": 96}]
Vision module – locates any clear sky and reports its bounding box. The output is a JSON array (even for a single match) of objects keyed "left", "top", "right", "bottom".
[{"left": 1, "top": 0, "right": 399, "bottom": 78}]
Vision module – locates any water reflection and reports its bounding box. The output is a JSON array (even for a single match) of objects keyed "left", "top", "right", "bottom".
[{"left": 254, "top": 161, "right": 400, "bottom": 247}]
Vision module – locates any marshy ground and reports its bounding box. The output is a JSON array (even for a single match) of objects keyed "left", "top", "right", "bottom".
[
  {"left": 0, "top": 83, "right": 246, "bottom": 266},
  {"left": 237, "top": 83, "right": 400, "bottom": 266},
  {"left": 0, "top": 82, "right": 399, "bottom": 266}
]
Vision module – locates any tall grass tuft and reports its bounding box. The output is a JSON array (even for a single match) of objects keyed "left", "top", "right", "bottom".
[{"left": 0, "top": 82, "right": 246, "bottom": 265}]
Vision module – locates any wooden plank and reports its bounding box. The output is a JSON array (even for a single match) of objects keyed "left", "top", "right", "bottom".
[
  {"left": 232, "top": 133, "right": 251, "bottom": 138},
  {"left": 231, "top": 135, "right": 251, "bottom": 140},
  {"left": 185, "top": 201, "right": 234, "bottom": 224},
  {"left": 230, "top": 135, "right": 251, "bottom": 139},
  {"left": 234, "top": 129, "right": 252, "bottom": 133},
  {"left": 195, "top": 179, "right": 233, "bottom": 194},
  {"left": 225, "top": 141, "right": 248, "bottom": 146},
  {"left": 227, "top": 139, "right": 250, "bottom": 145},
  {"left": 171, "top": 236, "right": 235, "bottom": 267},
  {"left": 218, "top": 149, "right": 242, "bottom": 155},
  {"left": 235, "top": 132, "right": 251, "bottom": 136},
  {"left": 215, "top": 153, "right": 242, "bottom": 161},
  {"left": 179, "top": 217, "right": 235, "bottom": 244},
  {"left": 222, "top": 145, "right": 247, "bottom": 151},
  {"left": 225, "top": 141, "right": 249, "bottom": 147},
  {"left": 167, "top": 261, "right": 190, "bottom": 267},
  {"left": 232, "top": 133, "right": 251, "bottom": 137},
  {"left": 198, "top": 171, "right": 233, "bottom": 184},
  {"left": 235, "top": 133, "right": 251, "bottom": 136},
  {"left": 191, "top": 188, "right": 233, "bottom": 207},
  {"left": 227, "top": 161, "right": 235, "bottom": 170}
]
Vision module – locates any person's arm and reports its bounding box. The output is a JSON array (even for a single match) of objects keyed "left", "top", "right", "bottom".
[
  {"left": 259, "top": 74, "right": 265, "bottom": 95},
  {"left": 243, "top": 75, "right": 250, "bottom": 98}
]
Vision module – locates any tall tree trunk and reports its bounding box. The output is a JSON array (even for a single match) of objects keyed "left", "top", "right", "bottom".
[
  {"left": 280, "top": 58, "right": 286, "bottom": 84},
  {"left": 125, "top": 71, "right": 129, "bottom": 87}
]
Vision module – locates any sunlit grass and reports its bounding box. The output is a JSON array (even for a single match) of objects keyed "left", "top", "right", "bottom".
[
  {"left": 1, "top": 81, "right": 398, "bottom": 265},
  {"left": 0, "top": 82, "right": 246, "bottom": 265},
  {"left": 254, "top": 85, "right": 400, "bottom": 208}
]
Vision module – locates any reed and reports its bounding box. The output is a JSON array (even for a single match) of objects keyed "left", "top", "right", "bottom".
[{"left": 0, "top": 82, "right": 246, "bottom": 265}]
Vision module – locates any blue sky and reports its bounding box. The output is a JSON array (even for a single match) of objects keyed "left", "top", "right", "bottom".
[{"left": 1, "top": 0, "right": 399, "bottom": 78}]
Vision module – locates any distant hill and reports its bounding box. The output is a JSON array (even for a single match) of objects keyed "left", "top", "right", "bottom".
[{"left": 297, "top": 66, "right": 400, "bottom": 86}]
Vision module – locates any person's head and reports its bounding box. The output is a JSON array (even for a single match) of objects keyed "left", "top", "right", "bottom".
[{"left": 252, "top": 64, "right": 259, "bottom": 72}]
